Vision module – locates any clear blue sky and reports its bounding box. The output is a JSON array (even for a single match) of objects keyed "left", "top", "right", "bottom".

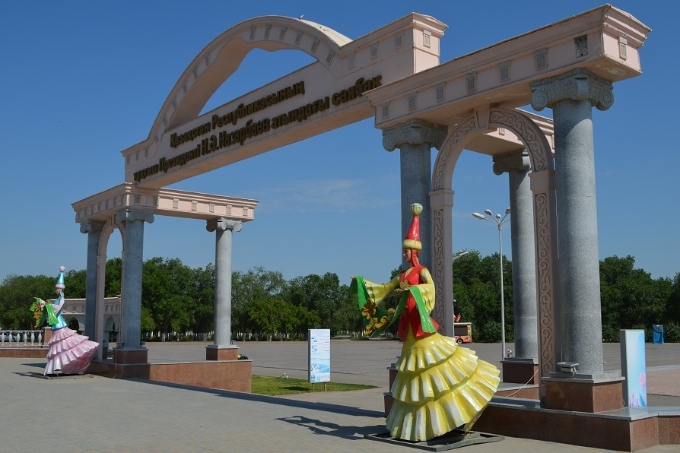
[{"left": 1, "top": 0, "right": 678, "bottom": 285}]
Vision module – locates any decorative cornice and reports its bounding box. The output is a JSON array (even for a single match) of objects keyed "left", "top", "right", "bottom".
[
  {"left": 493, "top": 150, "right": 531, "bottom": 175},
  {"left": 206, "top": 217, "right": 243, "bottom": 233},
  {"left": 382, "top": 119, "right": 448, "bottom": 151},
  {"left": 531, "top": 68, "right": 614, "bottom": 112}
]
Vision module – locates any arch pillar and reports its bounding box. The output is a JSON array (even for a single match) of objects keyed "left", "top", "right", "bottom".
[
  {"left": 494, "top": 150, "right": 539, "bottom": 382},
  {"left": 532, "top": 69, "right": 614, "bottom": 378},
  {"left": 80, "top": 220, "right": 104, "bottom": 341},
  {"left": 114, "top": 208, "right": 154, "bottom": 363},
  {"left": 432, "top": 108, "right": 558, "bottom": 399},
  {"left": 430, "top": 188, "right": 455, "bottom": 335},
  {"left": 383, "top": 120, "right": 447, "bottom": 272},
  {"left": 532, "top": 68, "right": 623, "bottom": 411},
  {"left": 206, "top": 217, "right": 242, "bottom": 360}
]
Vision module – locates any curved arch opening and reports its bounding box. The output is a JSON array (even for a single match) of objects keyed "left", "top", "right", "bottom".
[{"left": 200, "top": 48, "right": 315, "bottom": 116}]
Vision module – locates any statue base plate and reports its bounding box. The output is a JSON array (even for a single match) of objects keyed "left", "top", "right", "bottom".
[{"left": 365, "top": 430, "right": 503, "bottom": 451}]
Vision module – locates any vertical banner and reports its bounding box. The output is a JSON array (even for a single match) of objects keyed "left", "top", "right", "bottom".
[
  {"left": 308, "top": 329, "right": 331, "bottom": 383},
  {"left": 620, "top": 329, "right": 647, "bottom": 407}
]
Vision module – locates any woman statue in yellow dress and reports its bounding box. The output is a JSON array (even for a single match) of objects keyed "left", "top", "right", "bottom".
[{"left": 351, "top": 203, "right": 500, "bottom": 441}]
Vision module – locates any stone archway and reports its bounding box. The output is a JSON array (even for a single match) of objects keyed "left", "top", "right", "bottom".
[{"left": 430, "top": 107, "right": 559, "bottom": 380}]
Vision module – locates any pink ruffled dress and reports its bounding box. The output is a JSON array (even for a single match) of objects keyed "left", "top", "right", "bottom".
[{"left": 44, "top": 294, "right": 99, "bottom": 375}]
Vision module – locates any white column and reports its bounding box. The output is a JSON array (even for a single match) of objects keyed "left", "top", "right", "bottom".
[
  {"left": 206, "top": 217, "right": 242, "bottom": 347},
  {"left": 383, "top": 120, "right": 447, "bottom": 280},
  {"left": 532, "top": 68, "right": 613, "bottom": 377},
  {"left": 493, "top": 150, "right": 537, "bottom": 360},
  {"left": 80, "top": 220, "right": 104, "bottom": 340},
  {"left": 115, "top": 208, "right": 154, "bottom": 351}
]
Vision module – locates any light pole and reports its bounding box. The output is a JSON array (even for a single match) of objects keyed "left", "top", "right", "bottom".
[{"left": 472, "top": 208, "right": 510, "bottom": 360}]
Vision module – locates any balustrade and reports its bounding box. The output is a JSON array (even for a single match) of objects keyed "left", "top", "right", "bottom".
[{"left": 0, "top": 330, "right": 44, "bottom": 347}]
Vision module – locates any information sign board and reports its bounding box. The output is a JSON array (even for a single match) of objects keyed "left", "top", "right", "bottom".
[{"left": 308, "top": 329, "right": 331, "bottom": 383}]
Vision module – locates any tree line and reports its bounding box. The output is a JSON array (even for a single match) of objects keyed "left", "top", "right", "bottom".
[{"left": 1, "top": 254, "right": 678, "bottom": 342}]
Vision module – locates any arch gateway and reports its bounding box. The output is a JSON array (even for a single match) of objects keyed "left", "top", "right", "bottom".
[{"left": 73, "top": 6, "right": 650, "bottom": 411}]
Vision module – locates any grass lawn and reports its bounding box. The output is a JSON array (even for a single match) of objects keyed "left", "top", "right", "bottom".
[{"left": 251, "top": 375, "right": 375, "bottom": 396}]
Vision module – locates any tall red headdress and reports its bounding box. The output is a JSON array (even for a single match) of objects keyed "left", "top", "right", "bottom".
[{"left": 403, "top": 203, "right": 423, "bottom": 250}]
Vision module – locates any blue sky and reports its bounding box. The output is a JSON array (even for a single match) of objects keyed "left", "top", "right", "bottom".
[{"left": 1, "top": 0, "right": 678, "bottom": 285}]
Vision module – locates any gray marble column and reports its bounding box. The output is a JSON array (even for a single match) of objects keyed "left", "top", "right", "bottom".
[
  {"left": 80, "top": 220, "right": 105, "bottom": 340},
  {"left": 383, "top": 120, "right": 447, "bottom": 270},
  {"left": 532, "top": 68, "right": 613, "bottom": 377},
  {"left": 493, "top": 150, "right": 537, "bottom": 360},
  {"left": 115, "top": 208, "right": 154, "bottom": 350},
  {"left": 207, "top": 217, "right": 242, "bottom": 347}
]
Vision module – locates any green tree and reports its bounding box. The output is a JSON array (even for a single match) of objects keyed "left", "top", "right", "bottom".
[
  {"left": 105, "top": 258, "right": 123, "bottom": 297},
  {"left": 0, "top": 274, "right": 53, "bottom": 329},
  {"left": 231, "top": 267, "right": 287, "bottom": 338},
  {"left": 247, "top": 298, "right": 296, "bottom": 339},
  {"left": 599, "top": 255, "right": 670, "bottom": 341},
  {"left": 65, "top": 269, "right": 87, "bottom": 298},
  {"left": 191, "top": 264, "right": 215, "bottom": 333},
  {"left": 141, "top": 257, "right": 195, "bottom": 334},
  {"left": 452, "top": 251, "right": 513, "bottom": 342}
]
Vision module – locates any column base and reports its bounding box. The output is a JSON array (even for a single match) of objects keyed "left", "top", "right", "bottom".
[
  {"left": 542, "top": 374, "right": 624, "bottom": 412},
  {"left": 113, "top": 347, "right": 148, "bottom": 364},
  {"left": 502, "top": 358, "right": 539, "bottom": 384},
  {"left": 206, "top": 345, "right": 239, "bottom": 361}
]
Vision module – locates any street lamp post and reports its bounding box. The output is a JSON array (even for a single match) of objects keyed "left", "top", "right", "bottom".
[{"left": 472, "top": 208, "right": 510, "bottom": 360}]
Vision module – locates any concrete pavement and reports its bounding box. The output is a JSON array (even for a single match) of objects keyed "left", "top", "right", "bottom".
[{"left": 1, "top": 340, "right": 679, "bottom": 452}]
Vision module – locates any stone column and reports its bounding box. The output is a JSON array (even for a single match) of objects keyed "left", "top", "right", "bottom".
[
  {"left": 494, "top": 150, "right": 539, "bottom": 383},
  {"left": 80, "top": 220, "right": 104, "bottom": 341},
  {"left": 493, "top": 150, "right": 537, "bottom": 359},
  {"left": 114, "top": 208, "right": 154, "bottom": 364},
  {"left": 206, "top": 217, "right": 242, "bottom": 360},
  {"left": 383, "top": 120, "right": 447, "bottom": 272},
  {"left": 532, "top": 69, "right": 623, "bottom": 411}
]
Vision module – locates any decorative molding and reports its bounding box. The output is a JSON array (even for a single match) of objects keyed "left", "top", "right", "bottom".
[
  {"left": 493, "top": 150, "right": 531, "bottom": 175},
  {"left": 382, "top": 119, "right": 448, "bottom": 152},
  {"left": 431, "top": 106, "right": 557, "bottom": 378},
  {"left": 534, "top": 191, "right": 556, "bottom": 377},
  {"left": 80, "top": 220, "right": 105, "bottom": 235},
  {"left": 531, "top": 68, "right": 614, "bottom": 112},
  {"left": 432, "top": 207, "right": 446, "bottom": 325},
  {"left": 115, "top": 208, "right": 155, "bottom": 225},
  {"left": 206, "top": 217, "right": 243, "bottom": 233}
]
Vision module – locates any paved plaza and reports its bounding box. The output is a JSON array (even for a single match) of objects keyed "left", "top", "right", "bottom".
[{"left": 1, "top": 340, "right": 679, "bottom": 452}]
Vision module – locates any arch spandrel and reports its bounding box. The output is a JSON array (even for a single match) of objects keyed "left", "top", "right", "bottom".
[
  {"left": 151, "top": 16, "right": 351, "bottom": 138},
  {"left": 431, "top": 107, "right": 558, "bottom": 379}
]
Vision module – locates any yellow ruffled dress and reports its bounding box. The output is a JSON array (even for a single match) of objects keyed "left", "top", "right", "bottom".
[
  {"left": 356, "top": 266, "right": 500, "bottom": 441},
  {"left": 387, "top": 329, "right": 500, "bottom": 441}
]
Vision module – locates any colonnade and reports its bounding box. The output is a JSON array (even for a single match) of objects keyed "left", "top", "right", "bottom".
[
  {"left": 384, "top": 69, "right": 616, "bottom": 394},
  {"left": 80, "top": 209, "right": 245, "bottom": 363},
  {"left": 76, "top": 68, "right": 619, "bottom": 404}
]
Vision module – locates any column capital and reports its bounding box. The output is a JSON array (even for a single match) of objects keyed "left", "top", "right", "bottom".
[
  {"left": 79, "top": 219, "right": 105, "bottom": 234},
  {"left": 206, "top": 217, "right": 242, "bottom": 233},
  {"left": 382, "top": 119, "right": 448, "bottom": 152},
  {"left": 115, "top": 208, "right": 155, "bottom": 224},
  {"left": 493, "top": 150, "right": 531, "bottom": 176},
  {"left": 531, "top": 68, "right": 614, "bottom": 112}
]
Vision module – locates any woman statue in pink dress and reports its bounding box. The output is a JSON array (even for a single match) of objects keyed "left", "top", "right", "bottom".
[{"left": 38, "top": 266, "right": 99, "bottom": 375}]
